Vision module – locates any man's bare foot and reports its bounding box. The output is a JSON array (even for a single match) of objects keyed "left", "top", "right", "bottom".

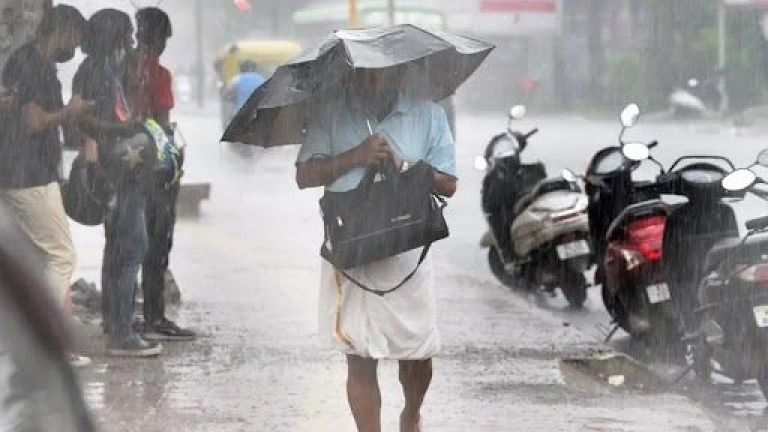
[{"left": 400, "top": 411, "right": 422, "bottom": 432}]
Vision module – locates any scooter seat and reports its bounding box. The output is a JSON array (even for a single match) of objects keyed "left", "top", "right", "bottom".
[
  {"left": 703, "top": 233, "right": 768, "bottom": 274},
  {"left": 514, "top": 177, "right": 577, "bottom": 216}
]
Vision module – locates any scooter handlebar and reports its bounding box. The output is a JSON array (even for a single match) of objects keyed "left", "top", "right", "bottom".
[
  {"left": 524, "top": 128, "right": 539, "bottom": 139},
  {"left": 746, "top": 215, "right": 768, "bottom": 232}
]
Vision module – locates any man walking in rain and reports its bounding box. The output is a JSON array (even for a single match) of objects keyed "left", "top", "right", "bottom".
[
  {"left": 295, "top": 66, "right": 457, "bottom": 432},
  {"left": 0, "top": 4, "right": 90, "bottom": 367}
]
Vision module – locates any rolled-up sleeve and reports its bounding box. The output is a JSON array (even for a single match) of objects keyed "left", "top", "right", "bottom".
[
  {"left": 297, "top": 109, "right": 331, "bottom": 164},
  {"left": 425, "top": 104, "right": 456, "bottom": 177}
]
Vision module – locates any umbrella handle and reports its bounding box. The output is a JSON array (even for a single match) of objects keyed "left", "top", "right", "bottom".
[{"left": 359, "top": 118, "right": 399, "bottom": 197}]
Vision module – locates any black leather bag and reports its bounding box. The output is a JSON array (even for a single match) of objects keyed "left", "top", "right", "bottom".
[{"left": 319, "top": 161, "right": 449, "bottom": 295}]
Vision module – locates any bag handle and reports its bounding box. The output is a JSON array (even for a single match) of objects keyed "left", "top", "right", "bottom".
[{"left": 359, "top": 159, "right": 398, "bottom": 199}]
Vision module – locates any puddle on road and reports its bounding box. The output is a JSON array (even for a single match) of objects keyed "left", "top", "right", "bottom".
[{"left": 559, "top": 351, "right": 667, "bottom": 393}]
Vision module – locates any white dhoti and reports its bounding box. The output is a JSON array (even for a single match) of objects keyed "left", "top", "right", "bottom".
[{"left": 318, "top": 249, "right": 440, "bottom": 360}]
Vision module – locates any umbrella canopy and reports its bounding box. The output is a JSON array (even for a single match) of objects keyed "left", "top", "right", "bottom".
[{"left": 221, "top": 24, "right": 494, "bottom": 147}]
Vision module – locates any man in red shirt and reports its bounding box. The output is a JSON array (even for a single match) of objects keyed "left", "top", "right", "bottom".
[{"left": 132, "top": 7, "right": 194, "bottom": 340}]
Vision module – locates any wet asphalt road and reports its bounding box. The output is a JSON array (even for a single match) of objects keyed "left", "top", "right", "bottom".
[{"left": 70, "top": 109, "right": 768, "bottom": 431}]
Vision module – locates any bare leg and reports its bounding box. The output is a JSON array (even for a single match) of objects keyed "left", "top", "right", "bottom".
[
  {"left": 346, "top": 354, "right": 381, "bottom": 432},
  {"left": 399, "top": 359, "right": 433, "bottom": 432}
]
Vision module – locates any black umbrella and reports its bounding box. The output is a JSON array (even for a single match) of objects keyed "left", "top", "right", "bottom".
[{"left": 221, "top": 24, "right": 494, "bottom": 147}]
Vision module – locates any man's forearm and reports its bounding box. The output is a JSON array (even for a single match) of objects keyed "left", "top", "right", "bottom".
[
  {"left": 78, "top": 113, "right": 131, "bottom": 136},
  {"left": 22, "top": 103, "right": 69, "bottom": 134},
  {"left": 296, "top": 147, "right": 361, "bottom": 189},
  {"left": 433, "top": 172, "right": 457, "bottom": 197}
]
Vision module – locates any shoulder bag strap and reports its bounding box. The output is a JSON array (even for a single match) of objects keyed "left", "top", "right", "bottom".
[
  {"left": 322, "top": 191, "right": 447, "bottom": 296},
  {"left": 322, "top": 240, "right": 433, "bottom": 297}
]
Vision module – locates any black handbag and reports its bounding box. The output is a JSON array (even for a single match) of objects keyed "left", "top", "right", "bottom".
[{"left": 319, "top": 160, "right": 449, "bottom": 296}]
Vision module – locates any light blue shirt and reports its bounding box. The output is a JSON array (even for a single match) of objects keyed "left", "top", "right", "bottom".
[
  {"left": 297, "top": 93, "right": 456, "bottom": 192},
  {"left": 233, "top": 72, "right": 266, "bottom": 108}
]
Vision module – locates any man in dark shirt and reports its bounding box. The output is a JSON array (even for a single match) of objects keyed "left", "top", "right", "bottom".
[
  {"left": 1, "top": 6, "right": 89, "bottom": 188},
  {"left": 0, "top": 4, "right": 90, "bottom": 366}
]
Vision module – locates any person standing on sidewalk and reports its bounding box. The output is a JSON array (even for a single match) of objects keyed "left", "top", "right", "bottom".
[
  {"left": 295, "top": 67, "right": 457, "bottom": 432},
  {"left": 71, "top": 8, "right": 161, "bottom": 358},
  {"left": 131, "top": 6, "right": 195, "bottom": 341},
  {"left": 0, "top": 4, "right": 90, "bottom": 367}
]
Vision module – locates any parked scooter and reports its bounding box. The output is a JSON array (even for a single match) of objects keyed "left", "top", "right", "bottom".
[
  {"left": 586, "top": 104, "right": 678, "bottom": 340},
  {"left": 479, "top": 106, "right": 591, "bottom": 307},
  {"left": 685, "top": 152, "right": 768, "bottom": 398}
]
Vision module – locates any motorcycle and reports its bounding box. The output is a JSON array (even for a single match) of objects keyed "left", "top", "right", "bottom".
[
  {"left": 668, "top": 74, "right": 723, "bottom": 119},
  {"left": 685, "top": 151, "right": 768, "bottom": 398},
  {"left": 586, "top": 104, "right": 679, "bottom": 341},
  {"left": 625, "top": 142, "right": 768, "bottom": 370},
  {"left": 478, "top": 105, "right": 591, "bottom": 307}
]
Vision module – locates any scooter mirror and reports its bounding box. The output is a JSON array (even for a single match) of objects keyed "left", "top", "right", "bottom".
[
  {"left": 620, "top": 103, "right": 641, "bottom": 128},
  {"left": 757, "top": 149, "right": 768, "bottom": 168},
  {"left": 474, "top": 155, "right": 489, "bottom": 171},
  {"left": 509, "top": 105, "right": 527, "bottom": 120},
  {"left": 561, "top": 169, "right": 577, "bottom": 183},
  {"left": 622, "top": 142, "right": 650, "bottom": 162},
  {"left": 722, "top": 169, "right": 757, "bottom": 192}
]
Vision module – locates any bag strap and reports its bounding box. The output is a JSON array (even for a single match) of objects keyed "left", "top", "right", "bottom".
[{"left": 323, "top": 240, "right": 432, "bottom": 297}]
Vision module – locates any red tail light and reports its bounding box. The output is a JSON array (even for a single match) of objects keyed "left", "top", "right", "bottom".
[
  {"left": 756, "top": 266, "right": 768, "bottom": 288},
  {"left": 626, "top": 215, "right": 666, "bottom": 262},
  {"left": 735, "top": 263, "right": 768, "bottom": 288}
]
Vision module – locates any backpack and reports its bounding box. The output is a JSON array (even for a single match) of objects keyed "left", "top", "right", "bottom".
[
  {"left": 143, "top": 119, "right": 183, "bottom": 187},
  {"left": 62, "top": 156, "right": 111, "bottom": 226}
]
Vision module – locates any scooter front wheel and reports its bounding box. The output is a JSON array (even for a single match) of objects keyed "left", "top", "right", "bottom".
[
  {"left": 692, "top": 338, "right": 712, "bottom": 384},
  {"left": 488, "top": 247, "right": 518, "bottom": 288}
]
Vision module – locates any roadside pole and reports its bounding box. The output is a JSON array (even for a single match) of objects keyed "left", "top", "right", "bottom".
[
  {"left": 388, "top": 0, "right": 396, "bottom": 26},
  {"left": 718, "top": 0, "right": 729, "bottom": 113},
  {"left": 348, "top": 0, "right": 360, "bottom": 28},
  {"left": 195, "top": 0, "right": 205, "bottom": 108}
]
